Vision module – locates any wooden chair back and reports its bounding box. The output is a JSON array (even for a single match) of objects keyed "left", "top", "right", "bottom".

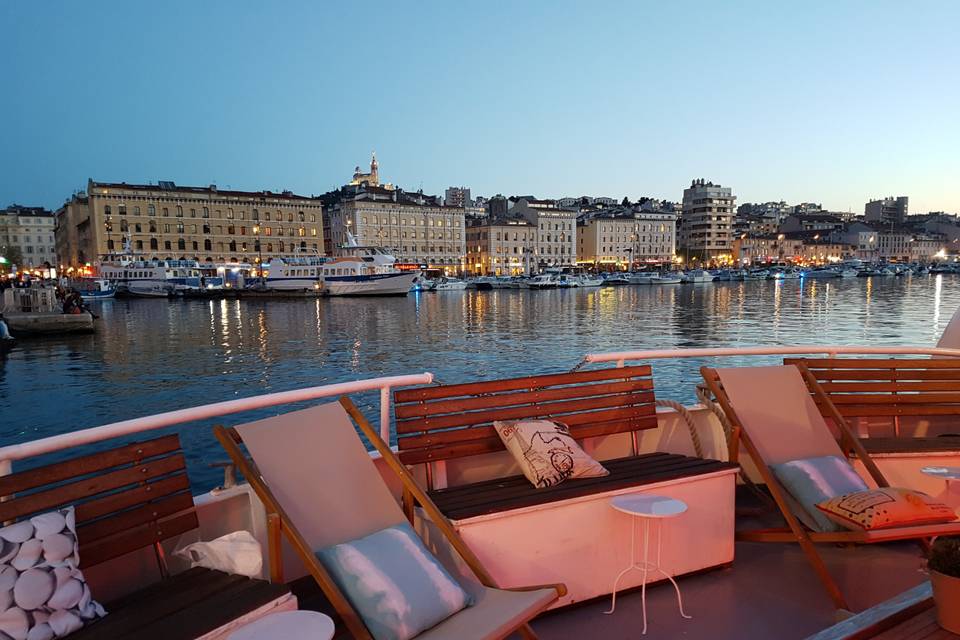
[
  {"left": 784, "top": 358, "right": 960, "bottom": 422},
  {"left": 0, "top": 434, "right": 197, "bottom": 572},
  {"left": 392, "top": 366, "right": 658, "bottom": 466}
]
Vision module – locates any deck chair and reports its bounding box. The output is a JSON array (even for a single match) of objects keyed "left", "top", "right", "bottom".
[
  {"left": 700, "top": 364, "right": 960, "bottom": 611},
  {"left": 214, "top": 399, "right": 565, "bottom": 640}
]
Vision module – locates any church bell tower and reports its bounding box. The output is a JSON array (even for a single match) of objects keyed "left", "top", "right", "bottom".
[{"left": 370, "top": 152, "right": 379, "bottom": 186}]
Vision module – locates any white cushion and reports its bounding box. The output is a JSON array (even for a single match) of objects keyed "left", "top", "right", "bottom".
[
  {"left": 494, "top": 419, "right": 609, "bottom": 489},
  {"left": 0, "top": 506, "right": 105, "bottom": 640}
]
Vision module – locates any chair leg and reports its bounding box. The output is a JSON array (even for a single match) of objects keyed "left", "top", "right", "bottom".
[
  {"left": 796, "top": 534, "right": 849, "bottom": 611},
  {"left": 518, "top": 623, "right": 540, "bottom": 640}
]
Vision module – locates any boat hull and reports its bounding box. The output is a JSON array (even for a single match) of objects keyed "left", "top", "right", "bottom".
[
  {"left": 324, "top": 272, "right": 418, "bottom": 296},
  {"left": 80, "top": 291, "right": 115, "bottom": 301},
  {"left": 6, "top": 312, "right": 95, "bottom": 335}
]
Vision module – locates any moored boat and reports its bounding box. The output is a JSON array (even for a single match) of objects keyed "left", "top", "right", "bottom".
[
  {"left": 432, "top": 277, "right": 468, "bottom": 291},
  {"left": 72, "top": 278, "right": 116, "bottom": 301},
  {"left": 681, "top": 269, "right": 715, "bottom": 283}
]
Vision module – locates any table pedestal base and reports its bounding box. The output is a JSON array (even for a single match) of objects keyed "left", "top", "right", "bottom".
[{"left": 604, "top": 514, "right": 692, "bottom": 635}]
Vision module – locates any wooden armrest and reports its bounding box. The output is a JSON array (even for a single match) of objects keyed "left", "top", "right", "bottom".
[{"left": 506, "top": 582, "right": 568, "bottom": 598}]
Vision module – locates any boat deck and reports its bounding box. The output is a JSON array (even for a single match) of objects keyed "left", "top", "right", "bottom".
[{"left": 292, "top": 501, "right": 930, "bottom": 640}]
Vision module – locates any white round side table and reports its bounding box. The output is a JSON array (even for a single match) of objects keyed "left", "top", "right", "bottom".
[
  {"left": 228, "top": 610, "right": 335, "bottom": 640},
  {"left": 604, "top": 493, "right": 692, "bottom": 635},
  {"left": 921, "top": 466, "right": 960, "bottom": 503}
]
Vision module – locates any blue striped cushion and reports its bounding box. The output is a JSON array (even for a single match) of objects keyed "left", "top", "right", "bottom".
[
  {"left": 771, "top": 455, "right": 869, "bottom": 532},
  {"left": 316, "top": 523, "right": 472, "bottom": 640}
]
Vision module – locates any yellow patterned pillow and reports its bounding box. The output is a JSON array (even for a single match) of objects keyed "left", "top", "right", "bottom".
[{"left": 816, "top": 488, "right": 956, "bottom": 531}]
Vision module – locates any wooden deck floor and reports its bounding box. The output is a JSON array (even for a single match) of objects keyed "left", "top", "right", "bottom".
[{"left": 292, "top": 538, "right": 929, "bottom": 640}]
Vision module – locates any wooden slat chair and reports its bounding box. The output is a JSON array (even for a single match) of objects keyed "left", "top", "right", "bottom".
[
  {"left": 0, "top": 434, "right": 291, "bottom": 640},
  {"left": 214, "top": 400, "right": 565, "bottom": 640},
  {"left": 700, "top": 364, "right": 960, "bottom": 611},
  {"left": 784, "top": 357, "right": 960, "bottom": 454},
  {"left": 392, "top": 366, "right": 734, "bottom": 520}
]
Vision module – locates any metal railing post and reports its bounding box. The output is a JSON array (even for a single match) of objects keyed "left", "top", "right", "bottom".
[{"left": 380, "top": 386, "right": 392, "bottom": 443}]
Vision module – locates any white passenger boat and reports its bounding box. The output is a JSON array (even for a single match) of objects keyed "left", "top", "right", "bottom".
[
  {"left": 259, "top": 253, "right": 325, "bottom": 291},
  {"left": 99, "top": 254, "right": 205, "bottom": 296},
  {"left": 577, "top": 274, "right": 603, "bottom": 287},
  {"left": 627, "top": 272, "right": 653, "bottom": 285},
  {"left": 320, "top": 246, "right": 418, "bottom": 296}
]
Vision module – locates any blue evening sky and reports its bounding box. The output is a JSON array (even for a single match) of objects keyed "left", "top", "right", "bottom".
[{"left": 2, "top": 1, "right": 958, "bottom": 213}]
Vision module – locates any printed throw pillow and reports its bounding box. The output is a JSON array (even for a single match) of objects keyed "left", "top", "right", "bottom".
[
  {"left": 316, "top": 522, "right": 471, "bottom": 640},
  {"left": 0, "top": 506, "right": 106, "bottom": 640},
  {"left": 770, "top": 455, "right": 870, "bottom": 532},
  {"left": 816, "top": 488, "right": 957, "bottom": 531},
  {"left": 494, "top": 419, "right": 609, "bottom": 489}
]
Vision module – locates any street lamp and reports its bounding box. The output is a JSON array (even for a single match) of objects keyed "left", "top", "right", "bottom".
[{"left": 252, "top": 224, "right": 264, "bottom": 285}]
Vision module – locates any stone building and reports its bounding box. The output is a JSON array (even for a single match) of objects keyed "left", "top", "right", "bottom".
[
  {"left": 465, "top": 217, "right": 536, "bottom": 275},
  {"left": 510, "top": 199, "right": 577, "bottom": 269},
  {"left": 326, "top": 187, "right": 466, "bottom": 274},
  {"left": 55, "top": 180, "right": 324, "bottom": 267},
  {"left": 576, "top": 208, "right": 676, "bottom": 268},
  {"left": 0, "top": 205, "right": 57, "bottom": 268}
]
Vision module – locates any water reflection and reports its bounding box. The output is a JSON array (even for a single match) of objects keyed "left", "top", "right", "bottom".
[{"left": 1, "top": 276, "right": 958, "bottom": 489}]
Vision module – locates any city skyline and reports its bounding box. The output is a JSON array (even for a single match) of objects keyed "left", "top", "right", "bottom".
[{"left": 2, "top": 1, "right": 959, "bottom": 212}]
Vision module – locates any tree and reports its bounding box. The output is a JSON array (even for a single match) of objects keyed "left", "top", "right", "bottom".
[
  {"left": 621, "top": 197, "right": 632, "bottom": 207},
  {"left": 0, "top": 246, "right": 23, "bottom": 270}
]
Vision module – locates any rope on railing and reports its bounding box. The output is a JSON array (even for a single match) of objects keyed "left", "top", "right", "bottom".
[
  {"left": 696, "top": 382, "right": 733, "bottom": 442},
  {"left": 655, "top": 399, "right": 704, "bottom": 459},
  {"left": 568, "top": 358, "right": 588, "bottom": 373}
]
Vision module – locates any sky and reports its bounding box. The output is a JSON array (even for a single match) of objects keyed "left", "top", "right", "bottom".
[{"left": 2, "top": 1, "right": 959, "bottom": 213}]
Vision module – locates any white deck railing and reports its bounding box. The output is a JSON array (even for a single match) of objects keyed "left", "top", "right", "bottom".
[
  {"left": 0, "top": 373, "right": 434, "bottom": 471},
  {"left": 580, "top": 345, "right": 960, "bottom": 368}
]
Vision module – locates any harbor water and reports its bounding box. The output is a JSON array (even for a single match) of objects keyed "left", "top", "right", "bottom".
[{"left": 1, "top": 275, "right": 958, "bottom": 490}]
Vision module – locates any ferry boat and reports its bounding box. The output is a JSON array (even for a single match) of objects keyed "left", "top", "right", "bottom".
[
  {"left": 320, "top": 242, "right": 419, "bottom": 296},
  {"left": 98, "top": 254, "right": 206, "bottom": 297},
  {"left": 258, "top": 252, "right": 325, "bottom": 291}
]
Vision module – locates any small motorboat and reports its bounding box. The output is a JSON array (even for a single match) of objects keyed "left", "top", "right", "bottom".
[
  {"left": 432, "top": 277, "right": 468, "bottom": 291},
  {"left": 602, "top": 273, "right": 630, "bottom": 286},
  {"left": 681, "top": 269, "right": 715, "bottom": 284},
  {"left": 650, "top": 273, "right": 682, "bottom": 284},
  {"left": 74, "top": 278, "right": 116, "bottom": 301}
]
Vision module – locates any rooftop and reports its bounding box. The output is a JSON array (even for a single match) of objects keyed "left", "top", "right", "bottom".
[{"left": 88, "top": 179, "right": 322, "bottom": 202}]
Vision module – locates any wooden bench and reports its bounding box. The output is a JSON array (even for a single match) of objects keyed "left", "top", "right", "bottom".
[
  {"left": 0, "top": 434, "right": 292, "bottom": 640},
  {"left": 784, "top": 357, "right": 960, "bottom": 454},
  {"left": 393, "top": 366, "right": 738, "bottom": 606}
]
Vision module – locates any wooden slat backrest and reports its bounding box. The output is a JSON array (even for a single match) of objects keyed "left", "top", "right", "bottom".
[
  {"left": 784, "top": 358, "right": 960, "bottom": 419},
  {"left": 0, "top": 434, "right": 198, "bottom": 569},
  {"left": 393, "top": 366, "right": 658, "bottom": 464}
]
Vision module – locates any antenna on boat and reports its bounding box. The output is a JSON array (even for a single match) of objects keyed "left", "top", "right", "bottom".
[{"left": 345, "top": 231, "right": 359, "bottom": 247}]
